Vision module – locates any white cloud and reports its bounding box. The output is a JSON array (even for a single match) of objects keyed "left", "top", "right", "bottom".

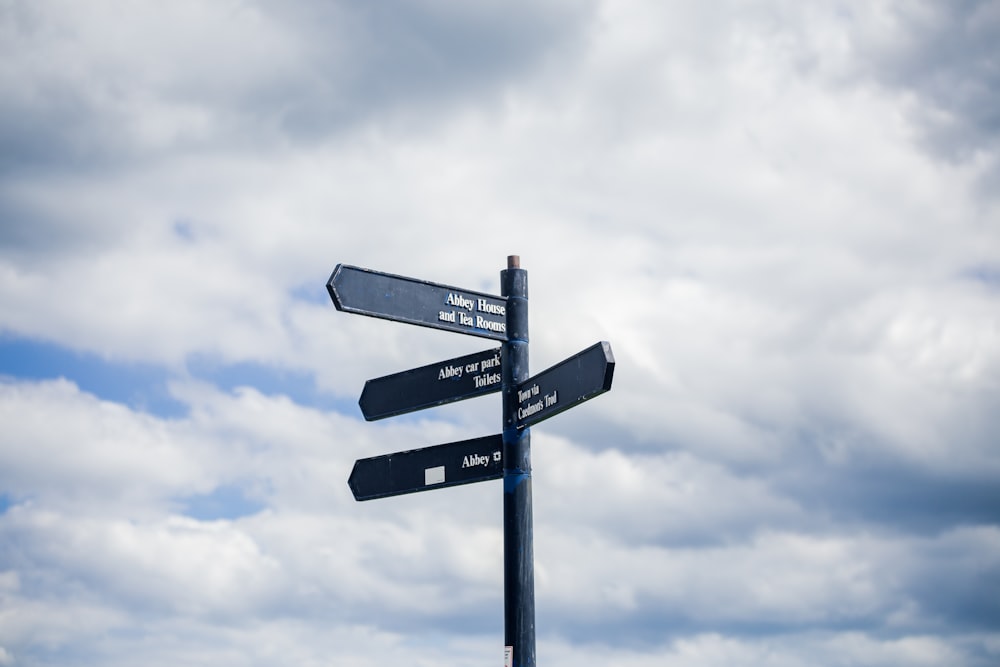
[
  {"left": 1, "top": 0, "right": 998, "bottom": 665},
  {"left": 0, "top": 380, "right": 211, "bottom": 513},
  {"left": 5, "top": 377, "right": 997, "bottom": 664},
  {"left": 540, "top": 631, "right": 982, "bottom": 667}
]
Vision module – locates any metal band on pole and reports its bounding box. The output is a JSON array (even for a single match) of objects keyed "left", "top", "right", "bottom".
[{"left": 501, "top": 255, "right": 535, "bottom": 666}]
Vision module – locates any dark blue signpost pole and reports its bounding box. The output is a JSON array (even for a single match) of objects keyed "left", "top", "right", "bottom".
[
  {"left": 329, "top": 256, "right": 614, "bottom": 665},
  {"left": 501, "top": 255, "right": 534, "bottom": 667}
]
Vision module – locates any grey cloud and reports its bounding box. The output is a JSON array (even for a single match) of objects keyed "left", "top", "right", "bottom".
[
  {"left": 535, "top": 526, "right": 1000, "bottom": 647},
  {"left": 905, "top": 527, "right": 1000, "bottom": 631},
  {"left": 1, "top": 1, "right": 998, "bottom": 665},
  {"left": 774, "top": 453, "right": 1000, "bottom": 535},
  {"left": 245, "top": 0, "right": 598, "bottom": 146},
  {"left": 837, "top": 0, "right": 1000, "bottom": 193},
  {"left": 0, "top": 0, "right": 596, "bottom": 173},
  {"left": 0, "top": 94, "right": 121, "bottom": 177},
  {"left": 864, "top": 1, "right": 999, "bottom": 160},
  {"left": 265, "top": 0, "right": 592, "bottom": 97}
]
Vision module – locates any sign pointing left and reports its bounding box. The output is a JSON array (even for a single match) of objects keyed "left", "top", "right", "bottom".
[
  {"left": 327, "top": 264, "right": 509, "bottom": 341},
  {"left": 348, "top": 434, "right": 504, "bottom": 501},
  {"left": 360, "top": 347, "right": 503, "bottom": 421}
]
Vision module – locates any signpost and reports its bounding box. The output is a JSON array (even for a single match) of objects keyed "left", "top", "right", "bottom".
[
  {"left": 326, "top": 257, "right": 614, "bottom": 667},
  {"left": 359, "top": 347, "right": 502, "bottom": 421},
  {"left": 348, "top": 434, "right": 504, "bottom": 501},
  {"left": 327, "top": 264, "right": 508, "bottom": 340},
  {"left": 512, "top": 341, "right": 615, "bottom": 430}
]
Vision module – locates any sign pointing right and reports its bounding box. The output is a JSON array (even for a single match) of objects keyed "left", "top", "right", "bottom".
[{"left": 510, "top": 341, "right": 615, "bottom": 430}]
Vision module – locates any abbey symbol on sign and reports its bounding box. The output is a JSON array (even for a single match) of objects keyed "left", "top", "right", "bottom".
[{"left": 327, "top": 264, "right": 509, "bottom": 341}]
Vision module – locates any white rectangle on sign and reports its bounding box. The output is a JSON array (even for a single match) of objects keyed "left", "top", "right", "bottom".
[
  {"left": 425, "top": 466, "right": 445, "bottom": 485},
  {"left": 504, "top": 646, "right": 513, "bottom": 667}
]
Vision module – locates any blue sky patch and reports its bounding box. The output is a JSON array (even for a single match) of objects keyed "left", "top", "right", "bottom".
[
  {"left": 184, "top": 354, "right": 357, "bottom": 414},
  {"left": 178, "top": 484, "right": 266, "bottom": 521},
  {"left": 0, "top": 335, "right": 357, "bottom": 417},
  {"left": 172, "top": 219, "right": 197, "bottom": 241},
  {"left": 0, "top": 335, "right": 188, "bottom": 417},
  {"left": 963, "top": 264, "right": 1000, "bottom": 288},
  {"left": 290, "top": 282, "right": 331, "bottom": 305}
]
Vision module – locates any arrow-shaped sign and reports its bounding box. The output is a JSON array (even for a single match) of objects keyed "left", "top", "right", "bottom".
[
  {"left": 510, "top": 341, "right": 615, "bottom": 429},
  {"left": 348, "top": 434, "right": 504, "bottom": 501},
  {"left": 327, "top": 264, "right": 509, "bottom": 341},
  {"left": 360, "top": 348, "right": 503, "bottom": 421}
]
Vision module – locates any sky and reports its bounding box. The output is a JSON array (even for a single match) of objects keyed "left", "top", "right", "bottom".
[{"left": 1, "top": 0, "right": 999, "bottom": 665}]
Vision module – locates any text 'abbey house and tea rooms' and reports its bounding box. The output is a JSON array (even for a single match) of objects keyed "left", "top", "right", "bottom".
[
  {"left": 439, "top": 293, "right": 507, "bottom": 336},
  {"left": 327, "top": 264, "right": 508, "bottom": 341}
]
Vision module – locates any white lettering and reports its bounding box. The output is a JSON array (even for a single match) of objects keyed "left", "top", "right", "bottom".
[
  {"left": 446, "top": 293, "right": 474, "bottom": 311},
  {"left": 518, "top": 400, "right": 545, "bottom": 420},
  {"left": 462, "top": 453, "right": 492, "bottom": 469},
  {"left": 474, "top": 372, "right": 501, "bottom": 389},
  {"left": 438, "top": 310, "right": 456, "bottom": 323},
  {"left": 438, "top": 365, "right": 463, "bottom": 380},
  {"left": 477, "top": 298, "right": 506, "bottom": 316},
  {"left": 475, "top": 315, "right": 506, "bottom": 333}
]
